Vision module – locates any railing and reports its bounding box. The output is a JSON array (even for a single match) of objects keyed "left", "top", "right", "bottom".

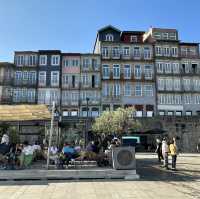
[{"left": 14, "top": 80, "right": 37, "bottom": 86}]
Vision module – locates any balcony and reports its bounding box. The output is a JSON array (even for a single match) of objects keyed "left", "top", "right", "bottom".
[
  {"left": 0, "top": 76, "right": 14, "bottom": 85},
  {"left": 14, "top": 80, "right": 37, "bottom": 87},
  {"left": 180, "top": 52, "right": 199, "bottom": 59}
]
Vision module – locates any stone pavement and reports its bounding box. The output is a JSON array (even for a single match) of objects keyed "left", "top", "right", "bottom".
[{"left": 0, "top": 153, "right": 200, "bottom": 199}]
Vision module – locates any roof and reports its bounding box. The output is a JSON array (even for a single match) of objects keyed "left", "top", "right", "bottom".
[
  {"left": 15, "top": 51, "right": 38, "bottom": 54},
  {"left": 122, "top": 31, "right": 145, "bottom": 35},
  {"left": 38, "top": 50, "right": 61, "bottom": 54},
  {"left": 62, "top": 53, "right": 81, "bottom": 56},
  {"left": 179, "top": 42, "right": 199, "bottom": 46},
  {"left": 0, "top": 105, "right": 51, "bottom": 122},
  {"left": 97, "top": 25, "right": 121, "bottom": 33}
]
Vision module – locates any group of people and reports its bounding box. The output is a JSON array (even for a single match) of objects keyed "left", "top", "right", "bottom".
[{"left": 155, "top": 137, "right": 177, "bottom": 170}]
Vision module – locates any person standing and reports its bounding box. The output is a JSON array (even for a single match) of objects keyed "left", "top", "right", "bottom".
[
  {"left": 169, "top": 139, "right": 177, "bottom": 170},
  {"left": 162, "top": 138, "right": 169, "bottom": 169},
  {"left": 155, "top": 138, "right": 163, "bottom": 162}
]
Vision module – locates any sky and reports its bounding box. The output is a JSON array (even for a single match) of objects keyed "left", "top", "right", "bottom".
[{"left": 0, "top": 0, "right": 200, "bottom": 62}]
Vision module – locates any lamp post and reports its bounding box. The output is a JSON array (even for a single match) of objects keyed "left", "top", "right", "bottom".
[{"left": 84, "top": 97, "right": 90, "bottom": 148}]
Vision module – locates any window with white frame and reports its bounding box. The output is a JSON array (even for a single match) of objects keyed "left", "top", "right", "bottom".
[
  {"left": 28, "top": 71, "right": 36, "bottom": 84},
  {"left": 124, "top": 65, "right": 131, "bottom": 79},
  {"left": 39, "top": 55, "right": 47, "bottom": 65},
  {"left": 183, "top": 78, "right": 191, "bottom": 90},
  {"left": 184, "top": 94, "right": 192, "bottom": 104},
  {"left": 172, "top": 63, "right": 180, "bottom": 74},
  {"left": 159, "top": 111, "right": 165, "bottom": 116},
  {"left": 143, "top": 47, "right": 151, "bottom": 59},
  {"left": 28, "top": 55, "right": 37, "bottom": 66},
  {"left": 38, "top": 90, "right": 46, "bottom": 104},
  {"left": 144, "top": 65, "right": 153, "bottom": 79},
  {"left": 163, "top": 47, "right": 170, "bottom": 56},
  {"left": 23, "top": 71, "right": 28, "bottom": 80},
  {"left": 158, "top": 78, "right": 165, "bottom": 90},
  {"left": 185, "top": 111, "right": 192, "bottom": 116},
  {"left": 193, "top": 79, "right": 200, "bottom": 91},
  {"left": 169, "top": 32, "right": 177, "bottom": 40},
  {"left": 158, "top": 94, "right": 165, "bottom": 104},
  {"left": 171, "top": 47, "right": 178, "bottom": 57},
  {"left": 113, "top": 64, "right": 120, "bottom": 79},
  {"left": 136, "top": 111, "right": 143, "bottom": 117},
  {"left": 167, "top": 111, "right": 174, "bottom": 116},
  {"left": 27, "top": 89, "right": 35, "bottom": 102},
  {"left": 134, "top": 65, "right": 141, "bottom": 79},
  {"left": 157, "top": 62, "right": 164, "bottom": 73},
  {"left": 50, "top": 90, "right": 59, "bottom": 104},
  {"left": 144, "top": 85, "right": 153, "bottom": 96},
  {"left": 15, "top": 71, "right": 22, "bottom": 81},
  {"left": 123, "top": 47, "right": 130, "bottom": 56},
  {"left": 51, "top": 71, "right": 59, "bottom": 86},
  {"left": 62, "top": 91, "right": 69, "bottom": 105},
  {"left": 113, "top": 83, "right": 120, "bottom": 96},
  {"left": 63, "top": 59, "right": 69, "bottom": 67},
  {"left": 130, "top": 35, "right": 137, "bottom": 42},
  {"left": 155, "top": 46, "right": 162, "bottom": 56},
  {"left": 72, "top": 59, "right": 79, "bottom": 67},
  {"left": 82, "top": 74, "right": 89, "bottom": 86},
  {"left": 194, "top": 95, "right": 200, "bottom": 104},
  {"left": 51, "top": 55, "right": 60, "bottom": 65},
  {"left": 102, "top": 65, "right": 110, "bottom": 79},
  {"left": 165, "top": 78, "right": 173, "bottom": 90},
  {"left": 62, "top": 74, "right": 69, "bottom": 85},
  {"left": 83, "top": 58, "right": 90, "bottom": 69},
  {"left": 38, "top": 71, "right": 46, "bottom": 86},
  {"left": 153, "top": 32, "right": 161, "bottom": 39},
  {"left": 15, "top": 55, "right": 24, "bottom": 66},
  {"left": 133, "top": 47, "right": 140, "bottom": 57},
  {"left": 124, "top": 83, "right": 131, "bottom": 96},
  {"left": 174, "top": 79, "right": 181, "bottom": 90},
  {"left": 135, "top": 84, "right": 142, "bottom": 96},
  {"left": 71, "top": 110, "right": 78, "bottom": 116},
  {"left": 102, "top": 83, "right": 110, "bottom": 97},
  {"left": 71, "top": 92, "right": 79, "bottom": 102},
  {"left": 174, "top": 94, "right": 182, "bottom": 104},
  {"left": 101, "top": 47, "right": 109, "bottom": 57},
  {"left": 105, "top": 34, "right": 114, "bottom": 41},
  {"left": 165, "top": 63, "right": 172, "bottom": 73},
  {"left": 166, "top": 94, "right": 174, "bottom": 104},
  {"left": 112, "top": 47, "right": 120, "bottom": 57},
  {"left": 162, "top": 32, "right": 169, "bottom": 40}
]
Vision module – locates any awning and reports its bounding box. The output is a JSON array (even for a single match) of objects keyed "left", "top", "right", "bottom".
[{"left": 0, "top": 105, "right": 51, "bottom": 122}]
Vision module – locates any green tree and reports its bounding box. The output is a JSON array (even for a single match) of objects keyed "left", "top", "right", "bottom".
[{"left": 92, "top": 107, "right": 141, "bottom": 135}]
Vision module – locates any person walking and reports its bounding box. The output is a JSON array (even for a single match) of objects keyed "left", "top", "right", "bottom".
[
  {"left": 162, "top": 138, "right": 169, "bottom": 169},
  {"left": 155, "top": 138, "right": 163, "bottom": 162},
  {"left": 169, "top": 139, "right": 177, "bottom": 170}
]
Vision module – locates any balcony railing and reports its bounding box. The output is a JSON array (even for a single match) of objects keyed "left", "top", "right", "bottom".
[{"left": 14, "top": 80, "right": 37, "bottom": 86}]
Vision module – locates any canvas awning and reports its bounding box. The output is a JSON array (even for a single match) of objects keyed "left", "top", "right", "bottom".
[{"left": 0, "top": 105, "right": 51, "bottom": 122}]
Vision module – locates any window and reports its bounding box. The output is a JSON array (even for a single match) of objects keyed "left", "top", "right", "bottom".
[
  {"left": 174, "top": 79, "right": 181, "bottom": 91},
  {"left": 83, "top": 58, "right": 90, "bottom": 69},
  {"left": 144, "top": 85, "right": 153, "bottom": 96},
  {"left": 165, "top": 63, "right": 172, "bottom": 73},
  {"left": 135, "top": 84, "right": 142, "bottom": 96},
  {"left": 38, "top": 71, "right": 46, "bottom": 86},
  {"left": 167, "top": 111, "right": 174, "bottom": 116},
  {"left": 123, "top": 47, "right": 130, "bottom": 56},
  {"left": 157, "top": 62, "right": 164, "bottom": 73},
  {"left": 159, "top": 111, "right": 165, "bottom": 116},
  {"left": 124, "top": 65, "right": 131, "bottom": 79},
  {"left": 71, "top": 110, "right": 78, "bottom": 117},
  {"left": 28, "top": 71, "right": 36, "bottom": 84},
  {"left": 185, "top": 111, "right": 192, "bottom": 116},
  {"left": 124, "top": 83, "right": 131, "bottom": 96},
  {"left": 155, "top": 46, "right": 162, "bottom": 56},
  {"left": 113, "top": 83, "right": 120, "bottom": 96},
  {"left": 165, "top": 78, "right": 173, "bottom": 90},
  {"left": 166, "top": 94, "right": 174, "bottom": 104},
  {"left": 91, "top": 108, "right": 99, "bottom": 117},
  {"left": 102, "top": 83, "right": 110, "bottom": 97},
  {"left": 102, "top": 65, "right": 110, "bottom": 79},
  {"left": 23, "top": 71, "right": 28, "bottom": 80},
  {"left": 194, "top": 95, "right": 200, "bottom": 104},
  {"left": 163, "top": 47, "right": 170, "bottom": 56},
  {"left": 153, "top": 32, "right": 161, "bottom": 39},
  {"left": 51, "top": 71, "right": 59, "bottom": 86},
  {"left": 136, "top": 111, "right": 143, "bottom": 117},
  {"left": 29, "top": 55, "right": 37, "bottom": 66},
  {"left": 133, "top": 47, "right": 140, "bottom": 58},
  {"left": 134, "top": 65, "right": 141, "bottom": 79},
  {"left": 144, "top": 65, "right": 153, "bottom": 79},
  {"left": 171, "top": 47, "right": 178, "bottom": 57},
  {"left": 193, "top": 79, "right": 200, "bottom": 91},
  {"left": 15, "top": 71, "right": 22, "bottom": 81},
  {"left": 71, "top": 92, "right": 79, "bottom": 102},
  {"left": 158, "top": 78, "right": 165, "bottom": 90},
  {"left": 169, "top": 32, "right": 177, "bottom": 40},
  {"left": 63, "top": 59, "right": 69, "bottom": 67},
  {"left": 172, "top": 63, "right": 180, "bottom": 74},
  {"left": 174, "top": 95, "right": 182, "bottom": 104},
  {"left": 184, "top": 94, "right": 192, "bottom": 104},
  {"left": 105, "top": 34, "right": 114, "bottom": 41},
  {"left": 147, "top": 111, "right": 153, "bottom": 117},
  {"left": 183, "top": 79, "right": 191, "bottom": 90},
  {"left": 62, "top": 111, "right": 69, "bottom": 117},
  {"left": 82, "top": 74, "right": 89, "bottom": 86},
  {"left": 92, "top": 59, "right": 99, "bottom": 70},
  {"left": 144, "top": 47, "right": 151, "bottom": 59},
  {"left": 39, "top": 55, "right": 47, "bottom": 65},
  {"left": 73, "top": 59, "right": 79, "bottom": 67},
  {"left": 50, "top": 90, "right": 59, "bottom": 104},
  {"left": 38, "top": 90, "right": 46, "bottom": 104},
  {"left": 27, "top": 89, "right": 35, "bottom": 102},
  {"left": 112, "top": 47, "right": 120, "bottom": 57},
  {"left": 113, "top": 64, "right": 120, "bottom": 79},
  {"left": 51, "top": 55, "right": 60, "bottom": 65},
  {"left": 63, "top": 75, "right": 69, "bottom": 85},
  {"left": 162, "top": 32, "right": 169, "bottom": 40},
  {"left": 130, "top": 35, "right": 137, "bottom": 42},
  {"left": 101, "top": 47, "right": 109, "bottom": 57},
  {"left": 16, "top": 55, "right": 24, "bottom": 66}
]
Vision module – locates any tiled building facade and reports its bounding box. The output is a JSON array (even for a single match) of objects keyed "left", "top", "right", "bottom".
[{"left": 0, "top": 25, "right": 200, "bottom": 118}]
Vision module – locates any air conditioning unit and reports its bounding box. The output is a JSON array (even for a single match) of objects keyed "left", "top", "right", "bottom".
[{"left": 112, "top": 146, "right": 136, "bottom": 170}]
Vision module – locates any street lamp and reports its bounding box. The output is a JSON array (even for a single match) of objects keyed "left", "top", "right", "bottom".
[{"left": 84, "top": 97, "right": 90, "bottom": 148}]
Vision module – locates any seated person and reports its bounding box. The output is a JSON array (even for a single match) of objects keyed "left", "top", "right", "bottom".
[
  {"left": 61, "top": 143, "right": 76, "bottom": 165},
  {"left": 19, "top": 141, "right": 34, "bottom": 168},
  {"left": 49, "top": 145, "right": 58, "bottom": 165}
]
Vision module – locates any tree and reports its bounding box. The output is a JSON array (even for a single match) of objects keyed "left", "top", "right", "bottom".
[{"left": 92, "top": 107, "right": 141, "bottom": 135}]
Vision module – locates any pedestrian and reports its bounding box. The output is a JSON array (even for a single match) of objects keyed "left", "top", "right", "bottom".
[
  {"left": 1, "top": 133, "right": 9, "bottom": 145},
  {"left": 162, "top": 138, "right": 169, "bottom": 169},
  {"left": 155, "top": 138, "right": 163, "bottom": 162},
  {"left": 169, "top": 139, "right": 177, "bottom": 170}
]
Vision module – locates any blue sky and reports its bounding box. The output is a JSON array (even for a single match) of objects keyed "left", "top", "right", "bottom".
[{"left": 0, "top": 0, "right": 200, "bottom": 62}]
